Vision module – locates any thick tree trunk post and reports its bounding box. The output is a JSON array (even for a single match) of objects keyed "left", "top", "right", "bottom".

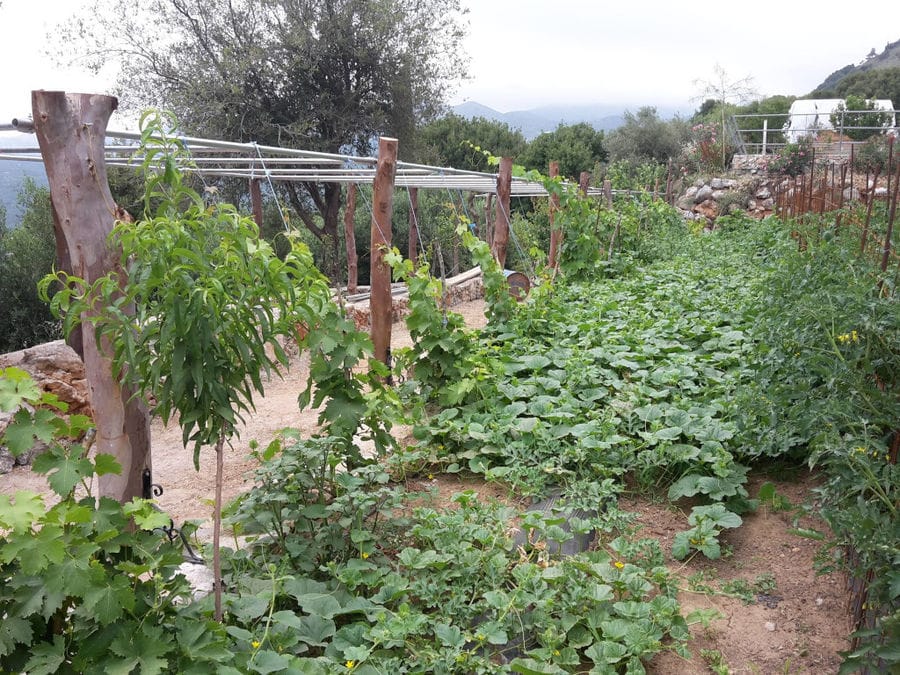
[
  {"left": 408, "top": 186, "right": 419, "bottom": 267},
  {"left": 547, "top": 161, "right": 561, "bottom": 272},
  {"left": 249, "top": 178, "right": 264, "bottom": 229},
  {"left": 491, "top": 157, "right": 513, "bottom": 269},
  {"left": 603, "top": 179, "right": 613, "bottom": 208},
  {"left": 370, "top": 137, "right": 398, "bottom": 370},
  {"left": 32, "top": 91, "right": 151, "bottom": 504},
  {"left": 344, "top": 184, "right": 359, "bottom": 294}
]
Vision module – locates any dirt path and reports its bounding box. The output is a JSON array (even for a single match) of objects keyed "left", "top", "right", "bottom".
[{"left": 0, "top": 299, "right": 489, "bottom": 526}]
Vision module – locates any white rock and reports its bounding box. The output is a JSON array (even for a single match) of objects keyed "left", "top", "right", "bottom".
[
  {"left": 765, "top": 621, "right": 776, "bottom": 632},
  {"left": 816, "top": 597, "right": 824, "bottom": 606}
]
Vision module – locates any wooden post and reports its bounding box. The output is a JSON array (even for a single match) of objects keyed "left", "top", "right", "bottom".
[
  {"left": 250, "top": 178, "right": 264, "bottom": 229},
  {"left": 491, "top": 156, "right": 513, "bottom": 269},
  {"left": 408, "top": 186, "right": 419, "bottom": 267},
  {"left": 603, "top": 179, "right": 613, "bottom": 208},
  {"left": 579, "top": 172, "right": 591, "bottom": 195},
  {"left": 344, "top": 183, "right": 358, "bottom": 294},
  {"left": 32, "top": 91, "right": 151, "bottom": 504},
  {"left": 466, "top": 192, "right": 478, "bottom": 238},
  {"left": 370, "top": 137, "right": 398, "bottom": 369},
  {"left": 484, "top": 194, "right": 493, "bottom": 246},
  {"left": 547, "top": 161, "right": 561, "bottom": 271}
]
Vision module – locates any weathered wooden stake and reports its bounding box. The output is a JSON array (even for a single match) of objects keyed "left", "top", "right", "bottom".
[
  {"left": 408, "top": 186, "right": 419, "bottom": 267},
  {"left": 32, "top": 91, "right": 151, "bottom": 503},
  {"left": 344, "top": 183, "right": 358, "bottom": 294},
  {"left": 547, "top": 161, "right": 561, "bottom": 272},
  {"left": 484, "top": 194, "right": 493, "bottom": 246},
  {"left": 491, "top": 157, "right": 513, "bottom": 269},
  {"left": 603, "top": 179, "right": 612, "bottom": 208},
  {"left": 370, "top": 137, "right": 398, "bottom": 369},
  {"left": 579, "top": 172, "right": 591, "bottom": 196},
  {"left": 249, "top": 178, "right": 264, "bottom": 229}
]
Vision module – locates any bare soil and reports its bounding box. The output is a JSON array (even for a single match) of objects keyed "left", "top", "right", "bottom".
[{"left": 0, "top": 298, "right": 850, "bottom": 672}]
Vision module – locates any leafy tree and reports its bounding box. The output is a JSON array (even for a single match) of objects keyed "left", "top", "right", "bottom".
[
  {"left": 63, "top": 0, "right": 469, "bottom": 264},
  {"left": 416, "top": 114, "right": 526, "bottom": 171},
  {"left": 604, "top": 107, "right": 689, "bottom": 165},
  {"left": 733, "top": 95, "right": 796, "bottom": 148},
  {"left": 0, "top": 180, "right": 60, "bottom": 352},
  {"left": 518, "top": 122, "right": 607, "bottom": 179},
  {"left": 830, "top": 95, "right": 893, "bottom": 141},
  {"left": 834, "top": 67, "right": 900, "bottom": 113}
]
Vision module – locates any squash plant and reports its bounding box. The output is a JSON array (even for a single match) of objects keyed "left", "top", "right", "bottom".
[{"left": 42, "top": 110, "right": 333, "bottom": 620}]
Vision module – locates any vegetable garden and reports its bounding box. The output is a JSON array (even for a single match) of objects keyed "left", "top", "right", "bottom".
[{"left": 1, "top": 110, "right": 899, "bottom": 674}]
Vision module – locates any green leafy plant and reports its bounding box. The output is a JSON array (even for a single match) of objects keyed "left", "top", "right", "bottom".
[
  {"left": 0, "top": 367, "right": 237, "bottom": 673},
  {"left": 830, "top": 95, "right": 893, "bottom": 141},
  {"left": 40, "top": 109, "right": 335, "bottom": 620},
  {"left": 673, "top": 504, "right": 742, "bottom": 560},
  {"left": 766, "top": 137, "right": 813, "bottom": 176}
]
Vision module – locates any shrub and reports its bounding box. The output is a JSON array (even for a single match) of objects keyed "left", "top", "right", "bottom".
[{"left": 766, "top": 138, "right": 813, "bottom": 177}]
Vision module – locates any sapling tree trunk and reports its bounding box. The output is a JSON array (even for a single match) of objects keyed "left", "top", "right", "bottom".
[{"left": 213, "top": 430, "right": 225, "bottom": 621}]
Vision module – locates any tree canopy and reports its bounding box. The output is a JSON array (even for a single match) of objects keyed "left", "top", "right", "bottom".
[
  {"left": 604, "top": 107, "right": 688, "bottom": 165},
  {"left": 518, "top": 123, "right": 607, "bottom": 180},
  {"left": 834, "top": 67, "right": 900, "bottom": 111},
  {"left": 416, "top": 114, "right": 527, "bottom": 172},
  {"left": 63, "top": 0, "right": 469, "bottom": 255}
]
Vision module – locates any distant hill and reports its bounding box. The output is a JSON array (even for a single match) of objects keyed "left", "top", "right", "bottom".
[
  {"left": 0, "top": 132, "right": 47, "bottom": 226},
  {"left": 813, "top": 38, "right": 900, "bottom": 94},
  {"left": 451, "top": 102, "right": 631, "bottom": 139}
]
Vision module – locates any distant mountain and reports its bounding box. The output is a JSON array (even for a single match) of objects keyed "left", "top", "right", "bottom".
[
  {"left": 813, "top": 38, "right": 900, "bottom": 94},
  {"left": 449, "top": 101, "right": 689, "bottom": 140},
  {"left": 449, "top": 102, "right": 620, "bottom": 139},
  {"left": 0, "top": 132, "right": 47, "bottom": 226}
]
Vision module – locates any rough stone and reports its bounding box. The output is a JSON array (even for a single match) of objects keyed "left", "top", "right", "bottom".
[
  {"left": 693, "top": 199, "right": 719, "bottom": 220},
  {"left": 694, "top": 185, "right": 714, "bottom": 203},
  {"left": 0, "top": 341, "right": 91, "bottom": 417},
  {"left": 760, "top": 198, "right": 775, "bottom": 209},
  {"left": 684, "top": 185, "right": 699, "bottom": 200},
  {"left": 765, "top": 621, "right": 777, "bottom": 632},
  {"left": 711, "top": 189, "right": 728, "bottom": 201},
  {"left": 0, "top": 449, "right": 14, "bottom": 475},
  {"left": 755, "top": 187, "right": 772, "bottom": 200},
  {"left": 710, "top": 177, "right": 736, "bottom": 189},
  {"left": 748, "top": 199, "right": 758, "bottom": 210}
]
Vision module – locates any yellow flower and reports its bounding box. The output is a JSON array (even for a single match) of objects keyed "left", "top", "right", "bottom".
[
  {"left": 614, "top": 561, "right": 625, "bottom": 569},
  {"left": 553, "top": 649, "right": 561, "bottom": 656},
  {"left": 251, "top": 640, "right": 261, "bottom": 649},
  {"left": 346, "top": 660, "right": 356, "bottom": 670},
  {"left": 361, "top": 552, "right": 369, "bottom": 559}
]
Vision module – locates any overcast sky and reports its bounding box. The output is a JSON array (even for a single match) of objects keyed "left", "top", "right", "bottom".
[{"left": 1, "top": 0, "right": 898, "bottom": 125}]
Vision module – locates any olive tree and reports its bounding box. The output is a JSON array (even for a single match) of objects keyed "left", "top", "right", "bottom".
[{"left": 59, "top": 0, "right": 469, "bottom": 263}]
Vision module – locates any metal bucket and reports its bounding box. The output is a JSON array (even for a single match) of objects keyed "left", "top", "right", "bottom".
[{"left": 503, "top": 269, "right": 530, "bottom": 301}]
